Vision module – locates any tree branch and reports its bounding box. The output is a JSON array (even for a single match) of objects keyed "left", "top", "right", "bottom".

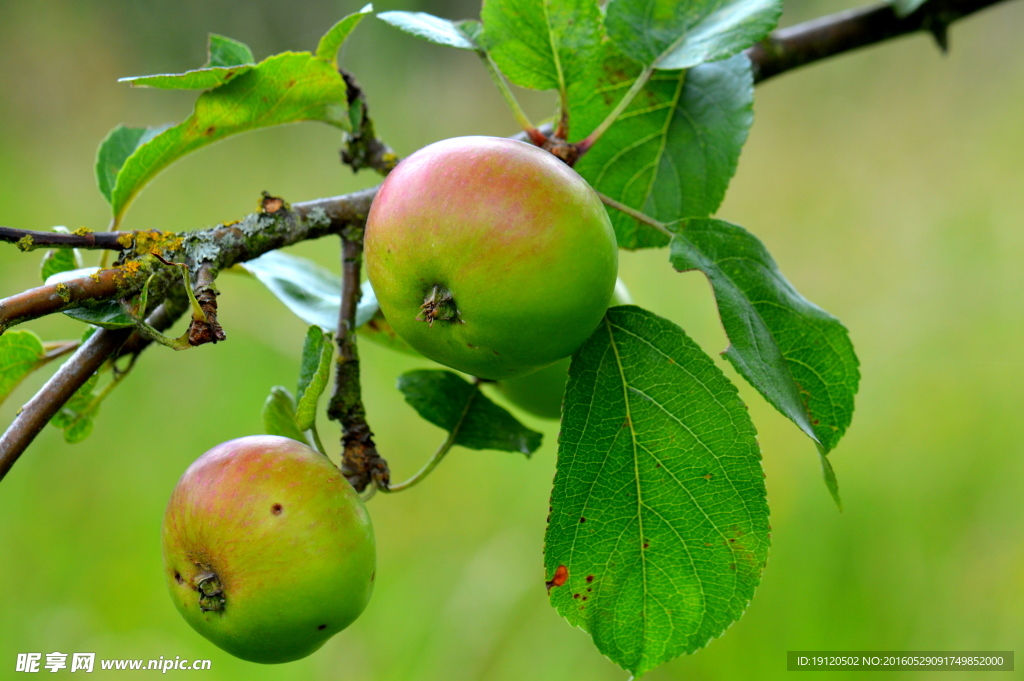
[
  {"left": 0, "top": 226, "right": 130, "bottom": 251},
  {"left": 0, "top": 268, "right": 125, "bottom": 333},
  {"left": 328, "top": 223, "right": 390, "bottom": 492},
  {"left": 746, "top": 0, "right": 1011, "bottom": 83},
  {"left": 0, "top": 327, "right": 131, "bottom": 480},
  {"left": 338, "top": 70, "right": 399, "bottom": 176},
  {"left": 0, "top": 189, "right": 379, "bottom": 470}
]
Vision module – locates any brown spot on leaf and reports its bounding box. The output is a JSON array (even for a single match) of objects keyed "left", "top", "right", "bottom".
[
  {"left": 204, "top": 125, "right": 216, "bottom": 136},
  {"left": 546, "top": 565, "right": 568, "bottom": 592},
  {"left": 586, "top": 575, "right": 594, "bottom": 583},
  {"left": 579, "top": 517, "right": 586, "bottom": 523},
  {"left": 573, "top": 593, "right": 580, "bottom": 599},
  {"left": 703, "top": 473, "right": 713, "bottom": 480},
  {"left": 271, "top": 503, "right": 283, "bottom": 515},
  {"left": 730, "top": 563, "right": 737, "bottom": 571},
  {"left": 643, "top": 543, "right": 649, "bottom": 549},
  {"left": 318, "top": 624, "right": 327, "bottom": 630}
]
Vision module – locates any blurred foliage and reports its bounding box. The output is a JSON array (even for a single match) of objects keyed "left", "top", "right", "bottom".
[{"left": 1, "top": 0, "right": 1023, "bottom": 679}]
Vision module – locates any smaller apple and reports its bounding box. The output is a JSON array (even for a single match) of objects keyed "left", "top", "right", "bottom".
[{"left": 162, "top": 436, "right": 375, "bottom": 663}]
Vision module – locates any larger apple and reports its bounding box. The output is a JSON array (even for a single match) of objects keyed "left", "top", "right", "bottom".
[
  {"left": 162, "top": 436, "right": 375, "bottom": 663},
  {"left": 364, "top": 136, "right": 618, "bottom": 380}
]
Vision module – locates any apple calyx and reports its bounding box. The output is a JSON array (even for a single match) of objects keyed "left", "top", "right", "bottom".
[
  {"left": 195, "top": 570, "right": 226, "bottom": 613},
  {"left": 417, "top": 284, "right": 462, "bottom": 326}
]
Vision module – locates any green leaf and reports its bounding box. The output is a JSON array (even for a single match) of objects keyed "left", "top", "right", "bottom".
[
  {"left": 207, "top": 34, "right": 256, "bottom": 67},
  {"left": 317, "top": 4, "right": 374, "bottom": 65},
  {"left": 118, "top": 33, "right": 255, "bottom": 91},
  {"left": 241, "top": 250, "right": 340, "bottom": 331},
  {"left": 95, "top": 124, "right": 172, "bottom": 204},
  {"left": 573, "top": 52, "right": 753, "bottom": 249},
  {"left": 545, "top": 306, "right": 768, "bottom": 677},
  {"left": 397, "top": 370, "right": 542, "bottom": 455},
  {"left": 892, "top": 0, "right": 929, "bottom": 17},
  {"left": 481, "top": 0, "right": 605, "bottom": 97},
  {"left": 605, "top": 0, "right": 781, "bottom": 70},
  {"left": 377, "top": 11, "right": 480, "bottom": 50},
  {"left": 50, "top": 369, "right": 100, "bottom": 444},
  {"left": 456, "top": 19, "right": 485, "bottom": 44},
  {"left": 295, "top": 326, "right": 334, "bottom": 431},
  {"left": 0, "top": 330, "right": 45, "bottom": 407},
  {"left": 354, "top": 280, "right": 382, "bottom": 329},
  {"left": 669, "top": 219, "right": 859, "bottom": 455},
  {"left": 44, "top": 268, "right": 136, "bottom": 329},
  {"left": 40, "top": 248, "right": 80, "bottom": 284},
  {"left": 358, "top": 308, "right": 421, "bottom": 356},
  {"left": 110, "top": 51, "right": 349, "bottom": 222},
  {"left": 262, "top": 385, "right": 308, "bottom": 443},
  {"left": 241, "top": 250, "right": 382, "bottom": 331},
  {"left": 61, "top": 305, "right": 135, "bottom": 330}
]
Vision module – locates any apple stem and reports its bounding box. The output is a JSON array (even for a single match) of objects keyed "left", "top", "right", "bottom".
[
  {"left": 381, "top": 382, "right": 480, "bottom": 493},
  {"left": 477, "top": 51, "right": 546, "bottom": 146},
  {"left": 308, "top": 422, "right": 327, "bottom": 458},
  {"left": 382, "top": 431, "right": 457, "bottom": 494}
]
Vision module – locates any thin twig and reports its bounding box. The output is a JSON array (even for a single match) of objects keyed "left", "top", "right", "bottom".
[
  {"left": 328, "top": 224, "right": 390, "bottom": 492},
  {"left": 0, "top": 269, "right": 125, "bottom": 333},
  {"left": 187, "top": 262, "right": 225, "bottom": 347},
  {"left": 0, "top": 226, "right": 130, "bottom": 251},
  {"left": 0, "top": 328, "right": 131, "bottom": 481},
  {"left": 747, "top": 0, "right": 1010, "bottom": 83}
]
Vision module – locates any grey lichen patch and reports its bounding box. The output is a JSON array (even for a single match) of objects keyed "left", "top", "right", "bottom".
[
  {"left": 182, "top": 233, "right": 222, "bottom": 264},
  {"left": 236, "top": 212, "right": 267, "bottom": 238},
  {"left": 304, "top": 206, "right": 331, "bottom": 231}
]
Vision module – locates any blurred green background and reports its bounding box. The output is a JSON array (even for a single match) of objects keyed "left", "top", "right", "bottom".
[{"left": 1, "top": 0, "right": 1022, "bottom": 678}]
